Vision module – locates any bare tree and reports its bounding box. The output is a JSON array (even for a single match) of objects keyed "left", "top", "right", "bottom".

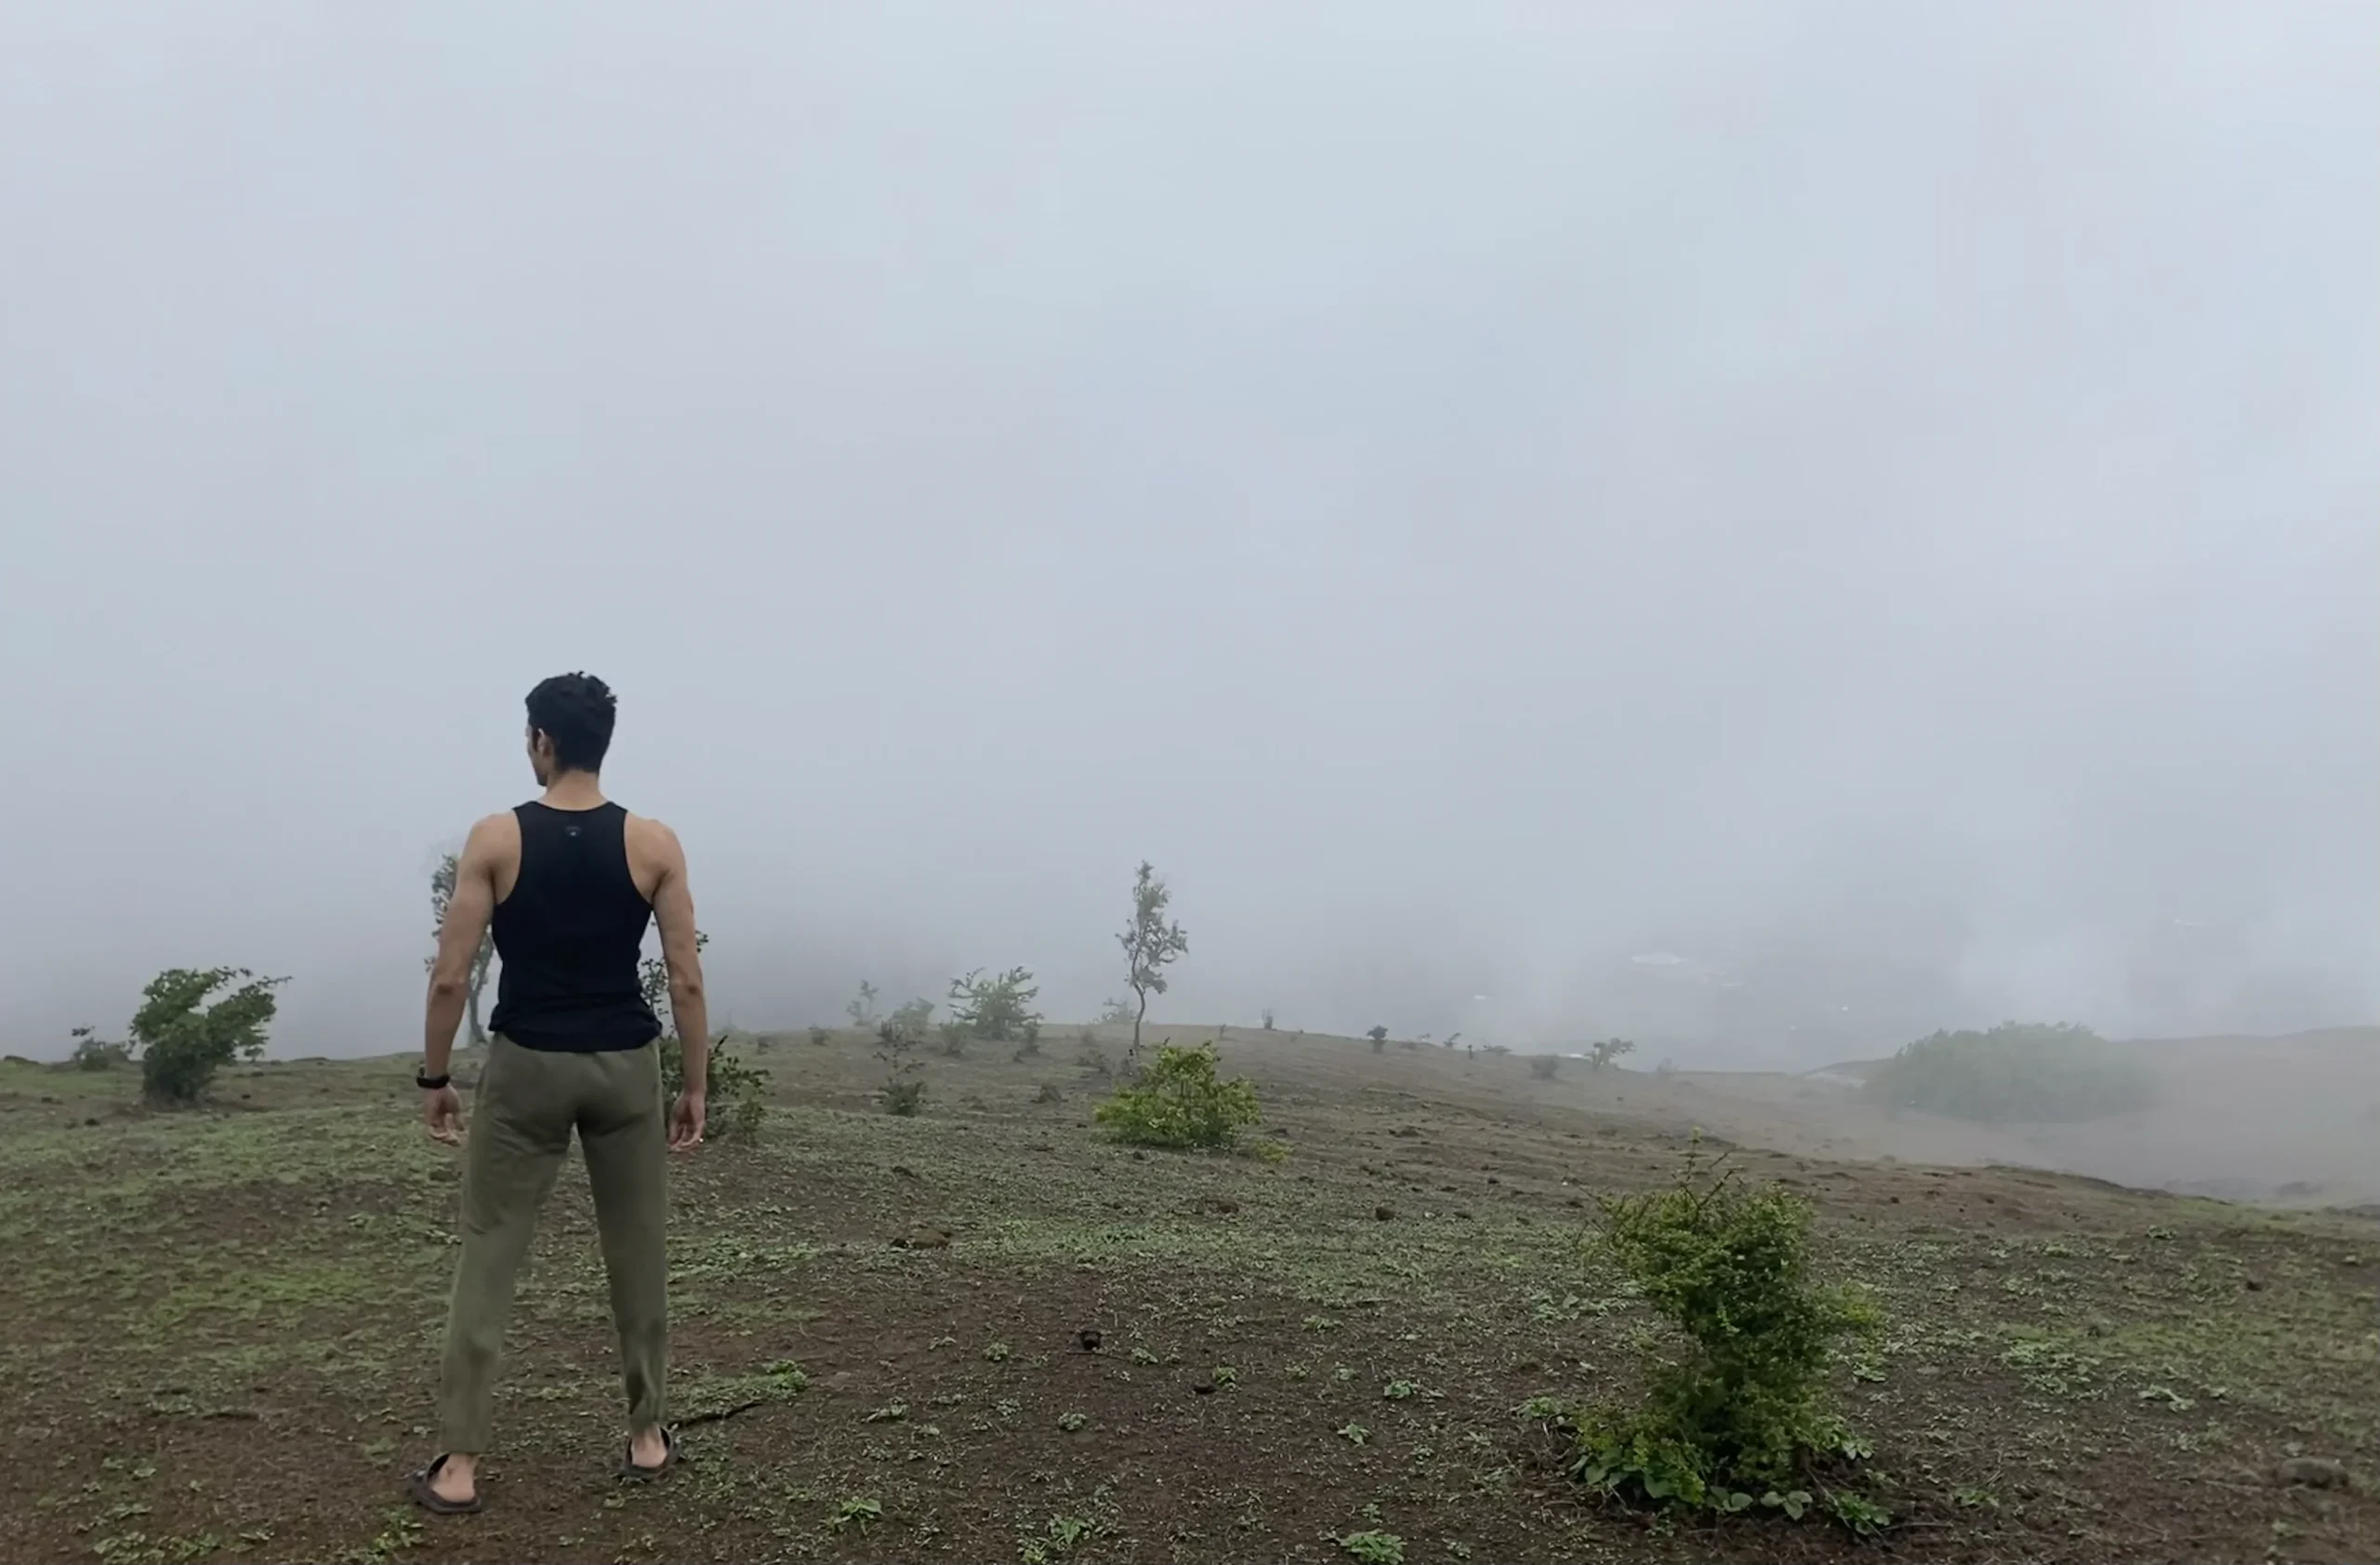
[
  {"left": 1116, "top": 860, "right": 1189, "bottom": 1053},
  {"left": 429, "top": 852, "right": 496, "bottom": 1046}
]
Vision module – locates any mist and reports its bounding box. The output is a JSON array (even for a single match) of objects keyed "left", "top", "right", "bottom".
[{"left": 4, "top": 2, "right": 2374, "bottom": 1066}]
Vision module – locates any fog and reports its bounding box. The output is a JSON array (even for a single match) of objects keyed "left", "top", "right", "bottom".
[{"left": 4, "top": 3, "right": 2374, "bottom": 1066}]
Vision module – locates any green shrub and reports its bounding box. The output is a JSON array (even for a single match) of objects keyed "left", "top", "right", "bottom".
[
  {"left": 68, "top": 1026, "right": 129, "bottom": 1071},
  {"left": 1861, "top": 1022, "right": 2151, "bottom": 1123},
  {"left": 946, "top": 967, "right": 1040, "bottom": 1041},
  {"left": 1571, "top": 1145, "right": 1882, "bottom": 1530},
  {"left": 128, "top": 967, "right": 287, "bottom": 1106},
  {"left": 1093, "top": 1042, "right": 1262, "bottom": 1151},
  {"left": 876, "top": 1013, "right": 927, "bottom": 1116},
  {"left": 1588, "top": 1037, "right": 1634, "bottom": 1069},
  {"left": 640, "top": 933, "right": 767, "bottom": 1140}
]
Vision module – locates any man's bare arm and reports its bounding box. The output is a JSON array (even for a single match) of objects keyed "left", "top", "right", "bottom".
[
  {"left": 648, "top": 821, "right": 707, "bottom": 1095},
  {"left": 425, "top": 817, "right": 503, "bottom": 1078}
]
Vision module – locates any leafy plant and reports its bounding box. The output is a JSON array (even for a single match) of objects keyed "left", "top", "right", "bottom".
[
  {"left": 946, "top": 968, "right": 1039, "bottom": 1042},
  {"left": 427, "top": 851, "right": 497, "bottom": 1045},
  {"left": 1366, "top": 1026, "right": 1389, "bottom": 1049},
  {"left": 1335, "top": 1531, "right": 1405, "bottom": 1564},
  {"left": 1861, "top": 1021, "right": 2152, "bottom": 1123},
  {"left": 830, "top": 1497, "right": 881, "bottom": 1532},
  {"left": 875, "top": 1012, "right": 927, "bottom": 1116},
  {"left": 68, "top": 1026, "right": 129, "bottom": 1071},
  {"left": 641, "top": 932, "right": 767, "bottom": 1140},
  {"left": 1570, "top": 1143, "right": 1883, "bottom": 1532},
  {"left": 846, "top": 981, "right": 880, "bottom": 1029},
  {"left": 1588, "top": 1037, "right": 1634, "bottom": 1069},
  {"left": 127, "top": 967, "right": 288, "bottom": 1106},
  {"left": 1092, "top": 1041, "right": 1262, "bottom": 1151}
]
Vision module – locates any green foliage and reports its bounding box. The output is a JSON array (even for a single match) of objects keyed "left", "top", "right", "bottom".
[
  {"left": 1861, "top": 1021, "right": 2151, "bottom": 1123},
  {"left": 1588, "top": 1037, "right": 1635, "bottom": 1069},
  {"left": 1365, "top": 1026, "right": 1389, "bottom": 1047},
  {"left": 428, "top": 851, "right": 496, "bottom": 1045},
  {"left": 1117, "top": 861, "right": 1190, "bottom": 1050},
  {"left": 945, "top": 968, "right": 1038, "bottom": 1041},
  {"left": 1092, "top": 1042, "right": 1262, "bottom": 1151},
  {"left": 876, "top": 1013, "right": 926, "bottom": 1116},
  {"left": 129, "top": 967, "right": 288, "bottom": 1106},
  {"left": 1570, "top": 1145, "right": 1882, "bottom": 1532},
  {"left": 1335, "top": 1531, "right": 1405, "bottom": 1564},
  {"left": 847, "top": 980, "right": 880, "bottom": 1029},
  {"left": 68, "top": 1026, "right": 129, "bottom": 1071},
  {"left": 639, "top": 933, "right": 767, "bottom": 1140},
  {"left": 1528, "top": 1054, "right": 1561, "bottom": 1080}
]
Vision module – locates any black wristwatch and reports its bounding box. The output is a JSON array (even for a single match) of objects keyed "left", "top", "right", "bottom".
[{"left": 416, "top": 1069, "right": 452, "bottom": 1091}]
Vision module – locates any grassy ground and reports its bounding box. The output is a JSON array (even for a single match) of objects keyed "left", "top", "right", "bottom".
[{"left": 1, "top": 1028, "right": 2373, "bottom": 1564}]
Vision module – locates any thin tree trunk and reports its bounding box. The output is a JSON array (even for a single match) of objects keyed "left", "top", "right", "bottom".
[{"left": 1132, "top": 988, "right": 1147, "bottom": 1052}]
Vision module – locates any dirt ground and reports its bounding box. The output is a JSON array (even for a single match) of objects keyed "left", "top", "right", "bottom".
[{"left": 2, "top": 1026, "right": 2374, "bottom": 1565}]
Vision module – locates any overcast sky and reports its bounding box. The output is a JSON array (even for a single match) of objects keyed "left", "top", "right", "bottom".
[{"left": 4, "top": 2, "right": 2373, "bottom": 1064}]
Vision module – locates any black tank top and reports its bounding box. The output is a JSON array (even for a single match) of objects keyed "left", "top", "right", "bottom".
[{"left": 486, "top": 801, "right": 662, "bottom": 1052}]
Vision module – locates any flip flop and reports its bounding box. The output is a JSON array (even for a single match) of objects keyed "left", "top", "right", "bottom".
[
  {"left": 408, "top": 1454, "right": 484, "bottom": 1516},
  {"left": 618, "top": 1426, "right": 681, "bottom": 1481}
]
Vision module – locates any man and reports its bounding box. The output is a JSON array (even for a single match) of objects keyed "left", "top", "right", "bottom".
[{"left": 411, "top": 671, "right": 708, "bottom": 1515}]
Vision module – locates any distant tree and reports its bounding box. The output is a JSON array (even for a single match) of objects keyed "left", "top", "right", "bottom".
[
  {"left": 1099, "top": 997, "right": 1136, "bottom": 1025},
  {"left": 1366, "top": 1026, "right": 1389, "bottom": 1048},
  {"left": 1116, "top": 862, "right": 1190, "bottom": 1053},
  {"left": 1589, "top": 1037, "right": 1636, "bottom": 1070},
  {"left": 1261, "top": 1008, "right": 1276, "bottom": 1031},
  {"left": 847, "top": 980, "right": 881, "bottom": 1029},
  {"left": 128, "top": 966, "right": 288, "bottom": 1106},
  {"left": 68, "top": 1025, "right": 129, "bottom": 1071},
  {"left": 429, "top": 852, "right": 496, "bottom": 1046},
  {"left": 1529, "top": 1054, "right": 1561, "bottom": 1080}
]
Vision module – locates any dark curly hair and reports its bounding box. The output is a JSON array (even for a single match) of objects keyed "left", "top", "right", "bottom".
[{"left": 524, "top": 672, "right": 617, "bottom": 774}]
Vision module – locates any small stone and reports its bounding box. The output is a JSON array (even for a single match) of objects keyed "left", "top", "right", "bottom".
[
  {"left": 2275, "top": 1457, "right": 2347, "bottom": 1489},
  {"left": 1374, "top": 1205, "right": 1396, "bottom": 1221}
]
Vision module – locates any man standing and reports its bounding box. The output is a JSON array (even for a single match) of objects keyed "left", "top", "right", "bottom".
[{"left": 411, "top": 672, "right": 708, "bottom": 1514}]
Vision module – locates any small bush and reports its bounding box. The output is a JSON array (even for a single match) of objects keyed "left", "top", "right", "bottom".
[
  {"left": 938, "top": 1020, "right": 971, "bottom": 1057},
  {"left": 68, "top": 1026, "right": 129, "bottom": 1071},
  {"left": 658, "top": 1034, "right": 769, "bottom": 1142},
  {"left": 808, "top": 1025, "right": 832, "bottom": 1047},
  {"left": 129, "top": 967, "right": 288, "bottom": 1106},
  {"left": 946, "top": 967, "right": 1041, "bottom": 1042},
  {"left": 1588, "top": 1038, "right": 1634, "bottom": 1069},
  {"left": 1570, "top": 1144, "right": 1882, "bottom": 1530},
  {"left": 642, "top": 934, "right": 766, "bottom": 1140},
  {"left": 1528, "top": 1054, "right": 1561, "bottom": 1080},
  {"left": 1861, "top": 1022, "right": 2151, "bottom": 1123},
  {"left": 1076, "top": 1036, "right": 1113, "bottom": 1078},
  {"left": 1093, "top": 1041, "right": 1262, "bottom": 1151},
  {"left": 1365, "top": 1026, "right": 1389, "bottom": 1050},
  {"left": 1034, "top": 1082, "right": 1064, "bottom": 1105},
  {"left": 876, "top": 1014, "right": 926, "bottom": 1116}
]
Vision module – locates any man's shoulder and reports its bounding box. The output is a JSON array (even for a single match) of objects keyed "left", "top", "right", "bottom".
[
  {"left": 462, "top": 809, "right": 522, "bottom": 855},
  {"left": 622, "top": 811, "right": 684, "bottom": 855}
]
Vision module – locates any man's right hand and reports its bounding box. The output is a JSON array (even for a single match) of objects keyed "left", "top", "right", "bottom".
[
  {"left": 668, "top": 1090, "right": 706, "bottom": 1151},
  {"left": 423, "top": 1083, "right": 464, "bottom": 1145}
]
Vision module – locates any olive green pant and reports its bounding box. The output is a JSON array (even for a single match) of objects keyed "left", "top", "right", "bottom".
[{"left": 438, "top": 1036, "right": 668, "bottom": 1454}]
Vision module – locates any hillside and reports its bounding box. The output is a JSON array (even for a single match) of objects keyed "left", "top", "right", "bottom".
[{"left": 1, "top": 1026, "right": 2373, "bottom": 1564}]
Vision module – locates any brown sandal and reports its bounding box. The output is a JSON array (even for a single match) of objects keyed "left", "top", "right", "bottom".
[
  {"left": 408, "top": 1454, "right": 484, "bottom": 1515},
  {"left": 618, "top": 1426, "right": 680, "bottom": 1481}
]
